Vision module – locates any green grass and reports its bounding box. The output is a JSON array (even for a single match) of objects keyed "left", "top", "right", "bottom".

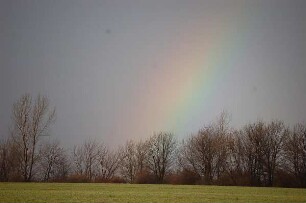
[{"left": 0, "top": 183, "right": 305, "bottom": 203}]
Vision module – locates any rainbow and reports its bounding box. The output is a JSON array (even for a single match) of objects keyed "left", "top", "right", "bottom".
[{"left": 126, "top": 18, "right": 246, "bottom": 138}]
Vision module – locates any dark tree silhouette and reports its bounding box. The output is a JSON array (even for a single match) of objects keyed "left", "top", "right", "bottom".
[
  {"left": 11, "top": 94, "right": 55, "bottom": 181},
  {"left": 147, "top": 132, "right": 176, "bottom": 183}
]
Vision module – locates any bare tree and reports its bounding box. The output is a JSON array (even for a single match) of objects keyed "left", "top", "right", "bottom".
[
  {"left": 71, "top": 140, "right": 120, "bottom": 182},
  {"left": 263, "top": 121, "right": 286, "bottom": 186},
  {"left": 119, "top": 139, "right": 150, "bottom": 183},
  {"left": 180, "top": 127, "right": 219, "bottom": 184},
  {"left": 11, "top": 94, "right": 55, "bottom": 181},
  {"left": 54, "top": 150, "right": 70, "bottom": 181},
  {"left": 226, "top": 130, "right": 247, "bottom": 185},
  {"left": 284, "top": 123, "right": 306, "bottom": 187},
  {"left": 146, "top": 132, "right": 176, "bottom": 183},
  {"left": 135, "top": 140, "right": 149, "bottom": 174},
  {"left": 242, "top": 121, "right": 266, "bottom": 186},
  {"left": 97, "top": 144, "right": 121, "bottom": 181},
  {"left": 0, "top": 138, "right": 22, "bottom": 181},
  {"left": 212, "top": 112, "right": 232, "bottom": 181},
  {"left": 83, "top": 139, "right": 100, "bottom": 181},
  {"left": 0, "top": 139, "right": 9, "bottom": 181},
  {"left": 179, "top": 113, "right": 231, "bottom": 185},
  {"left": 39, "top": 139, "right": 68, "bottom": 181},
  {"left": 241, "top": 121, "right": 286, "bottom": 186},
  {"left": 120, "top": 140, "right": 137, "bottom": 183},
  {"left": 72, "top": 144, "right": 85, "bottom": 176}
]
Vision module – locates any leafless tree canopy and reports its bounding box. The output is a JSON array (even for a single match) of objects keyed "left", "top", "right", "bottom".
[
  {"left": 10, "top": 94, "right": 55, "bottom": 181},
  {"left": 39, "top": 140, "right": 69, "bottom": 182},
  {"left": 72, "top": 139, "right": 121, "bottom": 182},
  {"left": 0, "top": 95, "right": 305, "bottom": 187},
  {"left": 241, "top": 121, "right": 286, "bottom": 186},
  {"left": 119, "top": 140, "right": 138, "bottom": 183},
  {"left": 284, "top": 124, "right": 306, "bottom": 187},
  {"left": 179, "top": 115, "right": 230, "bottom": 185},
  {"left": 146, "top": 132, "right": 176, "bottom": 183}
]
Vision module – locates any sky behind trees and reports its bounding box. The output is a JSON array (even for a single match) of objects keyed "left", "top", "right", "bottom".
[{"left": 1, "top": 0, "right": 306, "bottom": 147}]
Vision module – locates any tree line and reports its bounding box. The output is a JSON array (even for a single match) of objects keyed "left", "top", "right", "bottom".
[{"left": 0, "top": 94, "right": 305, "bottom": 187}]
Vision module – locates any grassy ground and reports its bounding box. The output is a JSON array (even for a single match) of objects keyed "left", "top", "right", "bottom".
[{"left": 0, "top": 183, "right": 305, "bottom": 203}]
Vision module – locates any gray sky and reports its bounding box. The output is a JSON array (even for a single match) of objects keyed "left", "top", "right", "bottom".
[{"left": 1, "top": 0, "right": 305, "bottom": 147}]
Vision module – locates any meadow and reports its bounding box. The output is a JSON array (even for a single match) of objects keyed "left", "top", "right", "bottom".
[{"left": 0, "top": 183, "right": 305, "bottom": 203}]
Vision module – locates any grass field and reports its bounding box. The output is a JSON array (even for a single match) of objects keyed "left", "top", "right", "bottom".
[{"left": 0, "top": 183, "right": 305, "bottom": 203}]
